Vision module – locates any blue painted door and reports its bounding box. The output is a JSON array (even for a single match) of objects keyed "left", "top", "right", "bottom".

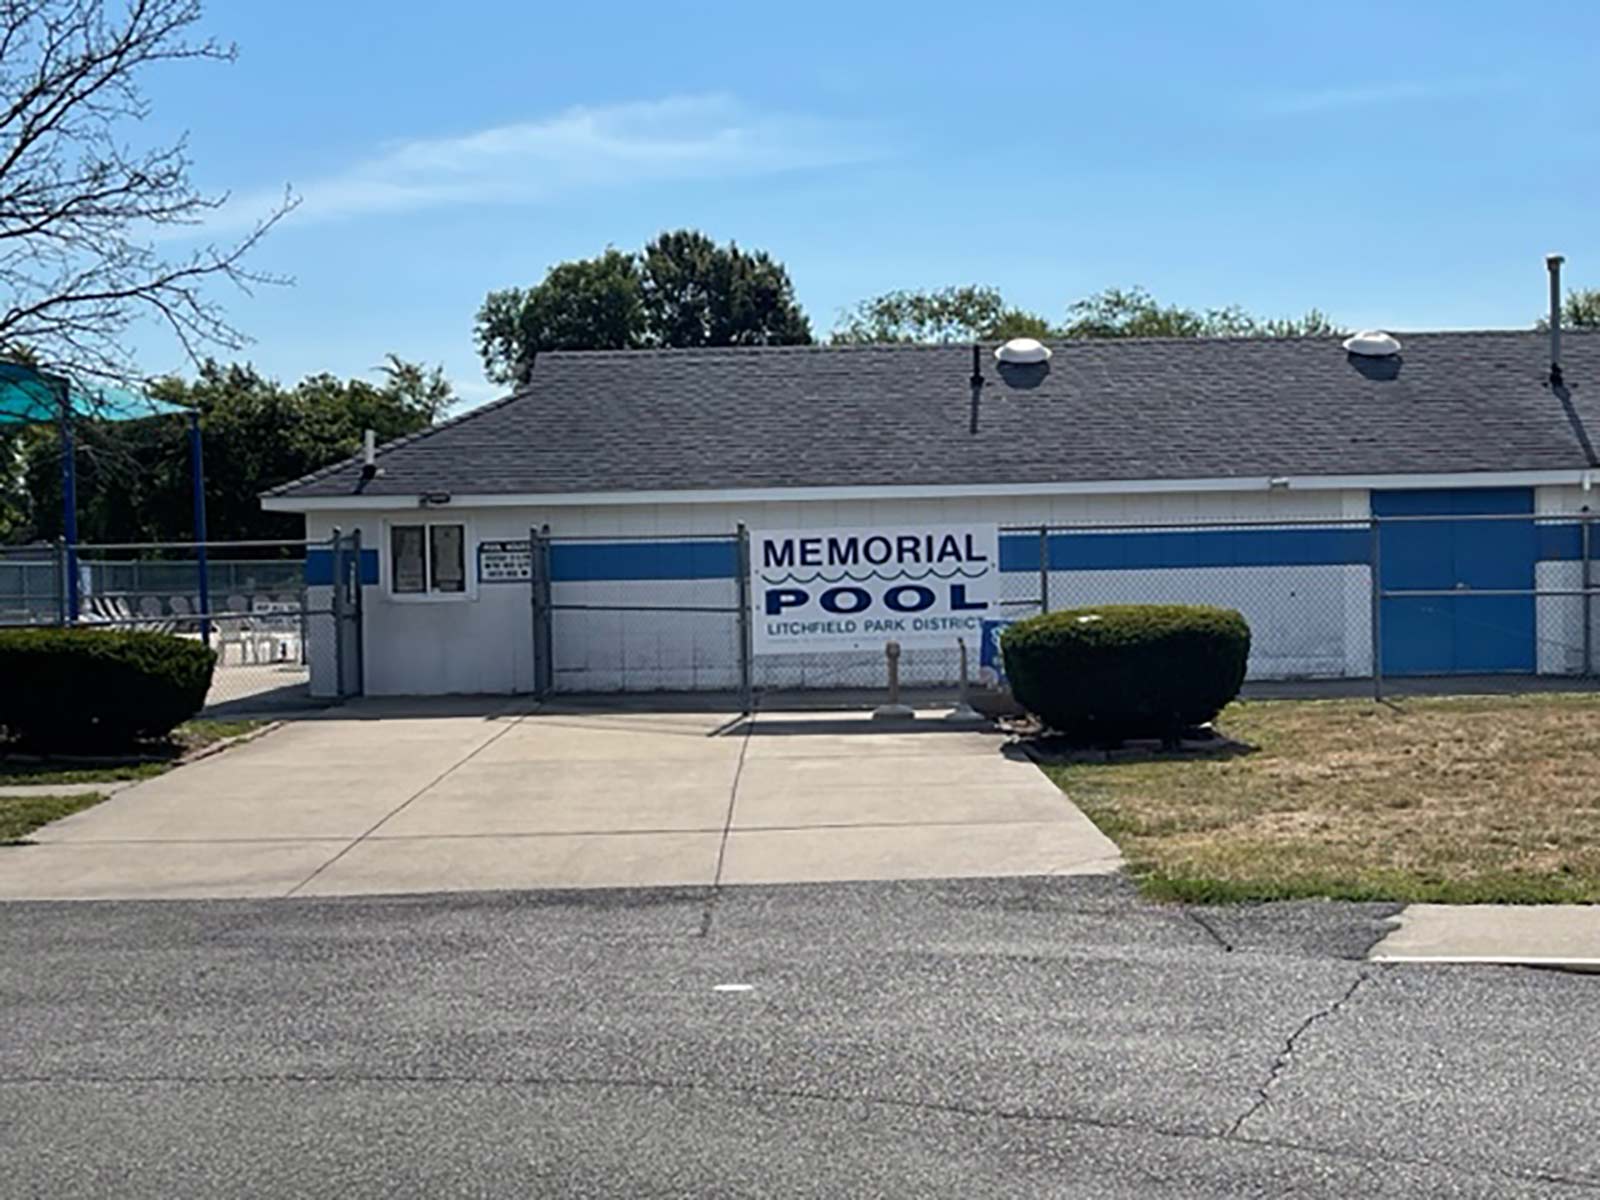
[{"left": 1374, "top": 488, "right": 1536, "bottom": 675}]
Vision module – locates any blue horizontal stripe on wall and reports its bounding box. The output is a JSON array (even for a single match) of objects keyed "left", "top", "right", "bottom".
[
  {"left": 304, "top": 548, "right": 379, "bottom": 586},
  {"left": 315, "top": 526, "right": 1598, "bottom": 588},
  {"left": 998, "top": 528, "right": 1373, "bottom": 572},
  {"left": 551, "top": 540, "right": 739, "bottom": 582}
]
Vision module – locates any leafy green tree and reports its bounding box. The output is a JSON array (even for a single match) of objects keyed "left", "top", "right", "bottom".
[
  {"left": 833, "top": 285, "right": 1337, "bottom": 344},
  {"left": 1537, "top": 289, "right": 1600, "bottom": 330},
  {"left": 475, "top": 250, "right": 643, "bottom": 385},
  {"left": 1062, "top": 287, "right": 1209, "bottom": 338},
  {"left": 639, "top": 230, "right": 812, "bottom": 349},
  {"left": 831, "top": 286, "right": 1053, "bottom": 344},
  {"left": 474, "top": 231, "right": 811, "bottom": 383},
  {"left": 11, "top": 358, "right": 453, "bottom": 544},
  {"left": 1063, "top": 287, "right": 1342, "bottom": 339},
  {"left": 1255, "top": 309, "right": 1345, "bottom": 337}
]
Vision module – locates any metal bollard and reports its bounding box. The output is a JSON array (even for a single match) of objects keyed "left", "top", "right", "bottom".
[
  {"left": 872, "top": 640, "right": 915, "bottom": 720},
  {"left": 945, "top": 637, "right": 981, "bottom": 722}
]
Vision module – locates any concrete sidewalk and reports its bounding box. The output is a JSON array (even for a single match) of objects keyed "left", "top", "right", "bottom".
[
  {"left": 0, "top": 700, "right": 1120, "bottom": 901},
  {"left": 1371, "top": 904, "right": 1600, "bottom": 970}
]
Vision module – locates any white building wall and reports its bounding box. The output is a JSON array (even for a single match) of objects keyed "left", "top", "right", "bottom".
[
  {"left": 306, "top": 508, "right": 539, "bottom": 696},
  {"left": 304, "top": 488, "right": 1373, "bottom": 696}
]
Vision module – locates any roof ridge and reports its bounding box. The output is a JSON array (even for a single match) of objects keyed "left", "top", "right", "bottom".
[{"left": 535, "top": 328, "right": 1568, "bottom": 359}]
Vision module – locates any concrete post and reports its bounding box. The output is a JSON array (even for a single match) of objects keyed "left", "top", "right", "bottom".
[{"left": 872, "top": 640, "right": 915, "bottom": 720}]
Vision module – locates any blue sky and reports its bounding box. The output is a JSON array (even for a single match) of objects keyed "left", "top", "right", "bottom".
[{"left": 135, "top": 0, "right": 1600, "bottom": 408}]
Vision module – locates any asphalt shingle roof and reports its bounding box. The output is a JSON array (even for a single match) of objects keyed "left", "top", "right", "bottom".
[{"left": 266, "top": 331, "right": 1600, "bottom": 501}]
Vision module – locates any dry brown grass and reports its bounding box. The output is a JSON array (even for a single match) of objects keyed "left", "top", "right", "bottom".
[{"left": 1039, "top": 695, "right": 1600, "bottom": 903}]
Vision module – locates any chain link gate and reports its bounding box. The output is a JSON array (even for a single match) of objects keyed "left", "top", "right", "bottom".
[
  {"left": 529, "top": 525, "right": 753, "bottom": 708},
  {"left": 328, "top": 529, "right": 365, "bottom": 700}
]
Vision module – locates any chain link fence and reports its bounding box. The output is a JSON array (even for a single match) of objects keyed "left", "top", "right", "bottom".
[
  {"left": 2, "top": 534, "right": 365, "bottom": 712},
  {"left": 528, "top": 512, "right": 1600, "bottom": 704},
  {"left": 998, "top": 517, "right": 1376, "bottom": 684},
  {"left": 530, "top": 528, "right": 970, "bottom": 699}
]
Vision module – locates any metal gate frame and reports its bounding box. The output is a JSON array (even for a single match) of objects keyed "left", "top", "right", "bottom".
[
  {"left": 1370, "top": 508, "right": 1599, "bottom": 698},
  {"left": 329, "top": 528, "right": 365, "bottom": 700},
  {"left": 529, "top": 525, "right": 752, "bottom": 709}
]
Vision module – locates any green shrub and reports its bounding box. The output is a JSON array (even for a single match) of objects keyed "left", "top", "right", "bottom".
[
  {"left": 0, "top": 627, "right": 216, "bottom": 750},
  {"left": 1001, "top": 604, "right": 1250, "bottom": 742}
]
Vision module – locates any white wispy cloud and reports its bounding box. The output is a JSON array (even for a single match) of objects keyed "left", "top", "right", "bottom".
[
  {"left": 1256, "top": 78, "right": 1503, "bottom": 116},
  {"left": 201, "top": 94, "right": 877, "bottom": 233}
]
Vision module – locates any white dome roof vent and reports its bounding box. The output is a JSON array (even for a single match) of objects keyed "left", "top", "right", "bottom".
[
  {"left": 1342, "top": 330, "right": 1402, "bottom": 357},
  {"left": 994, "top": 337, "right": 1052, "bottom": 365}
]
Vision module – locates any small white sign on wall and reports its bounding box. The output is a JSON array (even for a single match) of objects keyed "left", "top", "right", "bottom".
[
  {"left": 750, "top": 524, "right": 1001, "bottom": 654},
  {"left": 477, "top": 539, "right": 532, "bottom": 584}
]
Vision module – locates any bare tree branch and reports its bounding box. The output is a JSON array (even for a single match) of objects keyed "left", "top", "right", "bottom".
[{"left": 0, "top": 0, "right": 293, "bottom": 403}]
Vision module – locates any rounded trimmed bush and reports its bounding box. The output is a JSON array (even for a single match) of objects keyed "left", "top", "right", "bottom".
[
  {"left": 0, "top": 627, "right": 216, "bottom": 750},
  {"left": 1000, "top": 604, "right": 1250, "bottom": 742}
]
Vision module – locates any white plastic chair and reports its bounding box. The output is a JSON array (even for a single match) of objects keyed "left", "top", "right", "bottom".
[{"left": 135, "top": 595, "right": 177, "bottom": 634}]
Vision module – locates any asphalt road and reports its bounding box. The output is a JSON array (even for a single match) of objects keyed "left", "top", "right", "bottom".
[{"left": 2, "top": 877, "right": 1596, "bottom": 1197}]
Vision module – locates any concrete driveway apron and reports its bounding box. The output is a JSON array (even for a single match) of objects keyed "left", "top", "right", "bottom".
[
  {"left": 0, "top": 703, "right": 1119, "bottom": 900},
  {"left": 718, "top": 712, "right": 1121, "bottom": 885}
]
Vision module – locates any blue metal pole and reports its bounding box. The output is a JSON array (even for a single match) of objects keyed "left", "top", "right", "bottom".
[
  {"left": 189, "top": 408, "right": 211, "bottom": 644},
  {"left": 59, "top": 400, "right": 80, "bottom": 623}
]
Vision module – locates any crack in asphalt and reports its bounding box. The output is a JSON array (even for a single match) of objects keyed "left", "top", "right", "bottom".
[
  {"left": 698, "top": 711, "right": 755, "bottom": 938},
  {"left": 3, "top": 1067, "right": 1597, "bottom": 1191},
  {"left": 1183, "top": 907, "right": 1234, "bottom": 953},
  {"left": 1227, "top": 967, "right": 1378, "bottom": 1139}
]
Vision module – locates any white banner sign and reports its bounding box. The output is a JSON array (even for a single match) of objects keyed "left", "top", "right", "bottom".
[{"left": 750, "top": 524, "right": 1000, "bottom": 654}]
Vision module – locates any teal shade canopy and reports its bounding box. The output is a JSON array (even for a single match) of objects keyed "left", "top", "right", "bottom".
[{"left": 0, "top": 361, "right": 188, "bottom": 425}]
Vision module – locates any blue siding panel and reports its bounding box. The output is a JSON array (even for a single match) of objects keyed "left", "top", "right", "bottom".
[
  {"left": 304, "top": 548, "right": 379, "bottom": 586},
  {"left": 550, "top": 540, "right": 739, "bottom": 582},
  {"left": 1374, "top": 488, "right": 1536, "bottom": 675},
  {"left": 999, "top": 527, "right": 1370, "bottom": 572}
]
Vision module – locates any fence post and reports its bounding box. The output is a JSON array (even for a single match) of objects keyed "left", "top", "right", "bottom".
[
  {"left": 1584, "top": 511, "right": 1593, "bottom": 678},
  {"left": 299, "top": 554, "right": 311, "bottom": 667},
  {"left": 54, "top": 537, "right": 68, "bottom": 625},
  {"left": 1037, "top": 526, "right": 1050, "bottom": 614},
  {"left": 1370, "top": 515, "right": 1383, "bottom": 700},
  {"left": 331, "top": 527, "right": 346, "bottom": 702},
  {"left": 735, "top": 523, "right": 754, "bottom": 714},
  {"left": 534, "top": 524, "right": 547, "bottom": 704},
  {"left": 529, "top": 525, "right": 553, "bottom": 699},
  {"left": 348, "top": 528, "right": 365, "bottom": 696},
  {"left": 60, "top": 416, "right": 80, "bottom": 623},
  {"left": 191, "top": 411, "right": 211, "bottom": 646}
]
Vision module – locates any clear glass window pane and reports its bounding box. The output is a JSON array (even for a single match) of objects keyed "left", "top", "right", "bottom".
[
  {"left": 430, "top": 524, "right": 465, "bottom": 593},
  {"left": 391, "top": 525, "right": 426, "bottom": 594}
]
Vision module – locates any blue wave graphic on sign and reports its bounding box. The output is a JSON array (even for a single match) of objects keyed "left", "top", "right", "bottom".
[{"left": 759, "top": 566, "right": 992, "bottom": 585}]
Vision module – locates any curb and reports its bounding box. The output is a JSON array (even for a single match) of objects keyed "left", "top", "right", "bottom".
[
  {"left": 175, "top": 719, "right": 284, "bottom": 768},
  {"left": 1371, "top": 954, "right": 1600, "bottom": 975}
]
